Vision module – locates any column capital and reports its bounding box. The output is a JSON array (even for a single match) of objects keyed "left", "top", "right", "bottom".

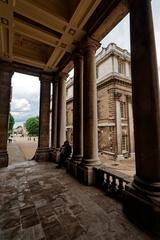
[
  {"left": 57, "top": 71, "right": 68, "bottom": 80},
  {"left": 73, "top": 50, "right": 83, "bottom": 61},
  {"left": 40, "top": 73, "right": 53, "bottom": 82},
  {"left": 82, "top": 37, "right": 101, "bottom": 52},
  {"left": 0, "top": 61, "right": 13, "bottom": 76},
  {"left": 127, "top": 0, "right": 151, "bottom": 9}
]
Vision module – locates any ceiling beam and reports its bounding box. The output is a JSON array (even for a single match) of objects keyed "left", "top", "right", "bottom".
[
  {"left": 14, "top": 55, "right": 45, "bottom": 69},
  {"left": 8, "top": 0, "right": 14, "bottom": 59},
  {"left": 15, "top": 0, "right": 68, "bottom": 34},
  {"left": 14, "top": 20, "right": 59, "bottom": 47},
  {"left": 0, "top": 25, "right": 5, "bottom": 56}
]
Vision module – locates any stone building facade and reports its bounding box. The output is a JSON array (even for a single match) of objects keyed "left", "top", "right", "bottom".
[{"left": 66, "top": 43, "right": 134, "bottom": 160}]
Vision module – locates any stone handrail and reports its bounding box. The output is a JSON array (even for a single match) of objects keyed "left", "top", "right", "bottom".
[{"left": 94, "top": 165, "right": 133, "bottom": 200}]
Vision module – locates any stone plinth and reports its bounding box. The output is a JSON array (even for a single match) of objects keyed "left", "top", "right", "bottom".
[
  {"left": 34, "top": 147, "right": 51, "bottom": 162},
  {"left": 124, "top": 183, "right": 160, "bottom": 238},
  {"left": 0, "top": 150, "right": 8, "bottom": 168}
]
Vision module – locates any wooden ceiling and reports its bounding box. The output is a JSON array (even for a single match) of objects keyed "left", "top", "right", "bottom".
[{"left": 0, "top": 0, "right": 128, "bottom": 73}]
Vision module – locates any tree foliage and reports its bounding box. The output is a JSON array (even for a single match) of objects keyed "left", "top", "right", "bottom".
[
  {"left": 8, "top": 113, "right": 15, "bottom": 135},
  {"left": 25, "top": 116, "right": 39, "bottom": 136}
]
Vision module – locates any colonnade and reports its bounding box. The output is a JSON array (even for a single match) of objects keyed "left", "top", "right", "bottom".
[{"left": 0, "top": 0, "right": 160, "bottom": 235}]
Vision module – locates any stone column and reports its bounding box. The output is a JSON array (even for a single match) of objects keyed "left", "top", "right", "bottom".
[
  {"left": 78, "top": 38, "right": 101, "bottom": 185},
  {"left": 127, "top": 96, "right": 135, "bottom": 159},
  {"left": 68, "top": 51, "right": 83, "bottom": 176},
  {"left": 73, "top": 52, "right": 83, "bottom": 161},
  {"left": 124, "top": 0, "right": 160, "bottom": 237},
  {"left": 50, "top": 78, "right": 58, "bottom": 161},
  {"left": 0, "top": 62, "right": 13, "bottom": 168},
  {"left": 51, "top": 79, "right": 58, "bottom": 148},
  {"left": 57, "top": 72, "right": 67, "bottom": 148},
  {"left": 35, "top": 73, "right": 51, "bottom": 161},
  {"left": 114, "top": 92, "right": 124, "bottom": 160}
]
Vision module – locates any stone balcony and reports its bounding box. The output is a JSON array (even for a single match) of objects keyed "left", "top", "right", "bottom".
[{"left": 0, "top": 160, "right": 152, "bottom": 240}]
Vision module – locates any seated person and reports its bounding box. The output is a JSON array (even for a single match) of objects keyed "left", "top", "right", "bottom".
[{"left": 56, "top": 140, "right": 72, "bottom": 168}]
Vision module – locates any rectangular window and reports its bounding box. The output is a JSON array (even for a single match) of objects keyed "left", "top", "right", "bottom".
[
  {"left": 118, "top": 62, "right": 125, "bottom": 74},
  {"left": 120, "top": 102, "right": 126, "bottom": 118},
  {"left": 97, "top": 100, "right": 100, "bottom": 120},
  {"left": 122, "top": 135, "right": 127, "bottom": 152},
  {"left": 96, "top": 67, "right": 99, "bottom": 79}
]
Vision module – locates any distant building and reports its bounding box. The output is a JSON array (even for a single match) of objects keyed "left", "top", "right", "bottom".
[
  {"left": 13, "top": 125, "right": 25, "bottom": 136},
  {"left": 66, "top": 43, "right": 135, "bottom": 160}
]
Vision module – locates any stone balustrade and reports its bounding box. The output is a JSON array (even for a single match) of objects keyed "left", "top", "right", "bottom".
[{"left": 94, "top": 165, "right": 132, "bottom": 200}]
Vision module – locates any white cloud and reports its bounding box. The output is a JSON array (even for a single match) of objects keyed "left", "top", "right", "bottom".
[
  {"left": 11, "top": 73, "right": 40, "bottom": 126},
  {"left": 11, "top": 98, "right": 31, "bottom": 112},
  {"left": 100, "top": 14, "right": 130, "bottom": 51}
]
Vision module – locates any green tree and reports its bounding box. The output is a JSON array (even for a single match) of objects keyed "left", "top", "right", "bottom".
[
  {"left": 8, "top": 113, "right": 15, "bottom": 135},
  {"left": 25, "top": 116, "right": 39, "bottom": 136}
]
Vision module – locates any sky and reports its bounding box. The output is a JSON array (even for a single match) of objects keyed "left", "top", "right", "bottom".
[
  {"left": 11, "top": 73, "right": 40, "bottom": 127},
  {"left": 11, "top": 0, "right": 160, "bottom": 128}
]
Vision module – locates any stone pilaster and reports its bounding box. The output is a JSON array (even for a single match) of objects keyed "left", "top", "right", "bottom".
[
  {"left": 127, "top": 96, "right": 135, "bottom": 159},
  {"left": 124, "top": 0, "right": 160, "bottom": 237},
  {"left": 77, "top": 38, "right": 101, "bottom": 185},
  {"left": 0, "top": 62, "right": 13, "bottom": 167},
  {"left": 68, "top": 51, "right": 83, "bottom": 176},
  {"left": 35, "top": 73, "right": 51, "bottom": 161},
  {"left": 114, "top": 92, "right": 124, "bottom": 160}
]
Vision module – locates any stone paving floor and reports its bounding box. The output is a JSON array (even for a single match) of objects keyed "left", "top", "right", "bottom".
[{"left": 0, "top": 160, "right": 153, "bottom": 240}]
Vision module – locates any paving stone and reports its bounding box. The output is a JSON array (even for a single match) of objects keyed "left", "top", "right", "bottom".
[
  {"left": 21, "top": 223, "right": 45, "bottom": 240},
  {"left": 0, "top": 226, "right": 22, "bottom": 240},
  {"left": 0, "top": 209, "right": 21, "bottom": 230},
  {"left": 20, "top": 206, "right": 40, "bottom": 228},
  {"left": 43, "top": 219, "right": 65, "bottom": 240},
  {"left": 0, "top": 160, "right": 153, "bottom": 240}
]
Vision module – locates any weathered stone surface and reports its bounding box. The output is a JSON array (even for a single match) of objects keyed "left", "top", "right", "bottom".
[{"left": 0, "top": 161, "right": 152, "bottom": 239}]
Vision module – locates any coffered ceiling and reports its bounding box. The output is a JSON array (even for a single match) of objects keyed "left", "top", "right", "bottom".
[{"left": 0, "top": 0, "right": 128, "bottom": 73}]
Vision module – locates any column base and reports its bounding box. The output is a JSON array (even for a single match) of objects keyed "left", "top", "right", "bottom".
[
  {"left": 50, "top": 148, "right": 60, "bottom": 162},
  {"left": 81, "top": 158, "right": 101, "bottom": 166},
  {"left": 0, "top": 150, "right": 8, "bottom": 168},
  {"left": 67, "top": 160, "right": 79, "bottom": 177},
  {"left": 77, "top": 160, "right": 101, "bottom": 185},
  {"left": 116, "top": 154, "right": 124, "bottom": 160},
  {"left": 35, "top": 147, "right": 51, "bottom": 162},
  {"left": 67, "top": 155, "right": 82, "bottom": 177},
  {"left": 72, "top": 154, "right": 83, "bottom": 163},
  {"left": 130, "top": 152, "right": 135, "bottom": 160},
  {"left": 123, "top": 179, "right": 160, "bottom": 238}
]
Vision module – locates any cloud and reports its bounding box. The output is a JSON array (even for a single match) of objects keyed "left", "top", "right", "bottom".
[
  {"left": 99, "top": 14, "right": 130, "bottom": 52},
  {"left": 11, "top": 73, "right": 40, "bottom": 126},
  {"left": 11, "top": 98, "right": 31, "bottom": 112}
]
